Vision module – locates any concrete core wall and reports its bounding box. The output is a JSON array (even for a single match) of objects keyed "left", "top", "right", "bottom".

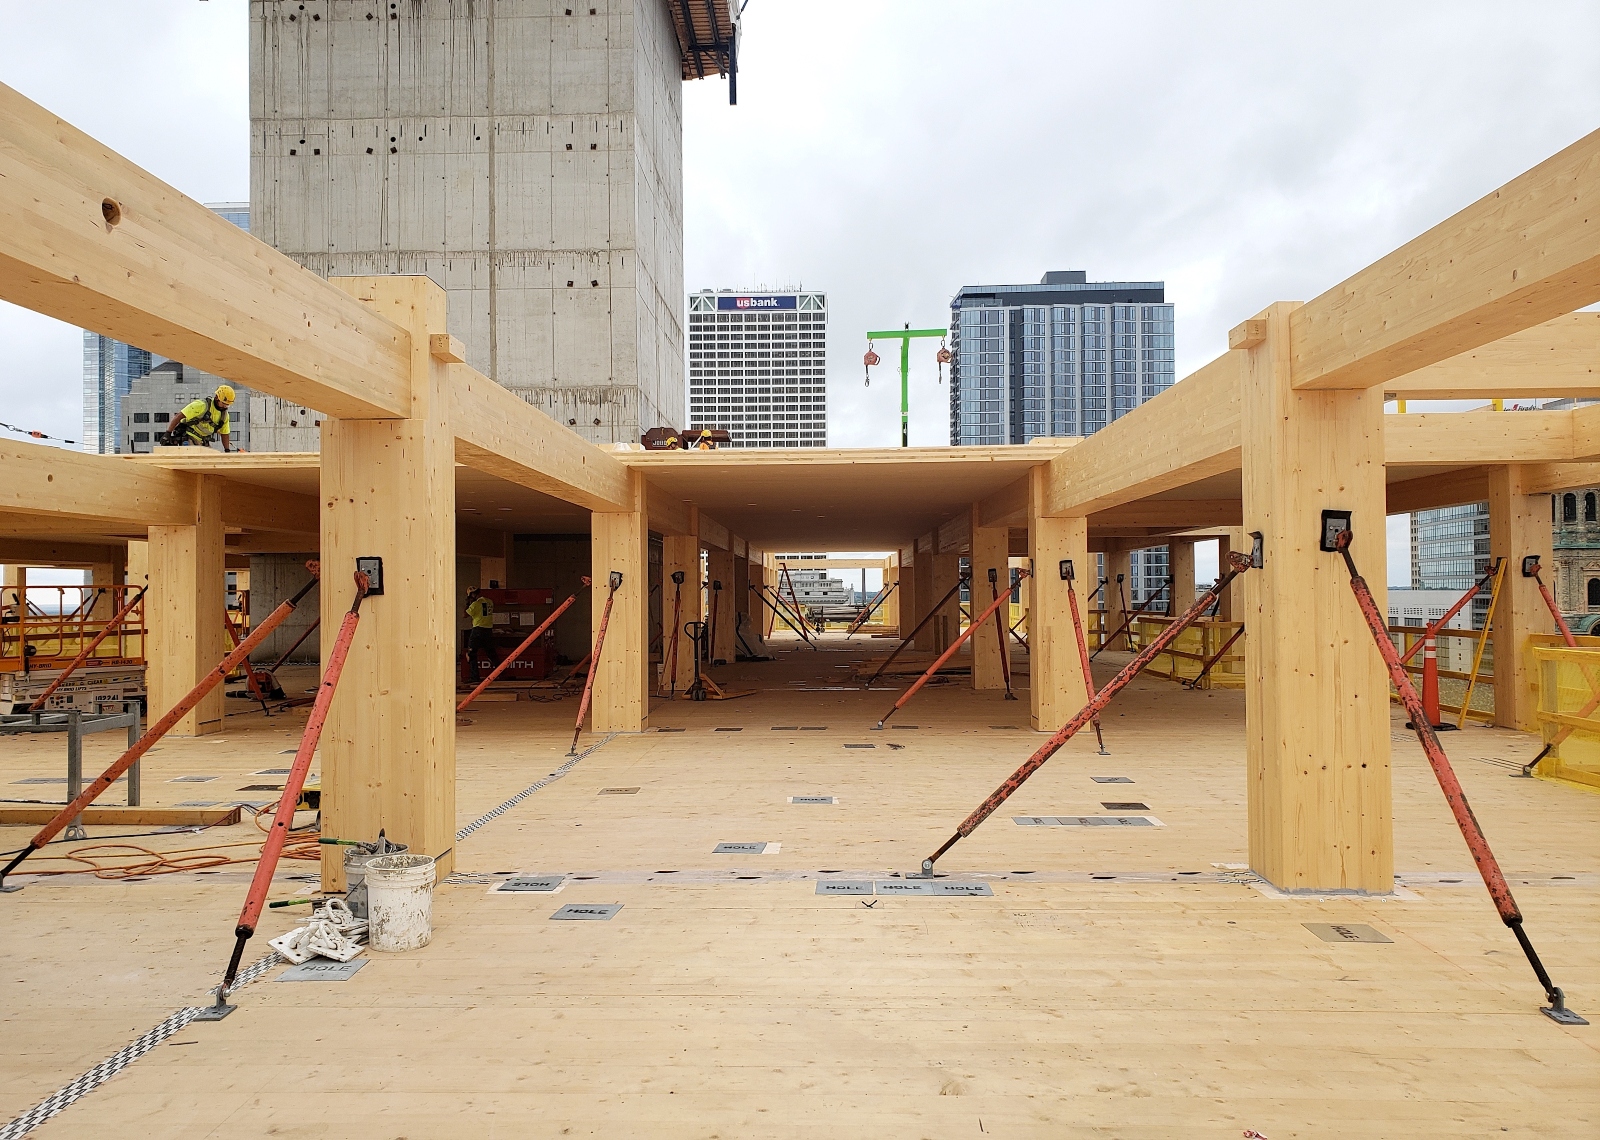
[{"left": 249, "top": 0, "right": 686, "bottom": 448}]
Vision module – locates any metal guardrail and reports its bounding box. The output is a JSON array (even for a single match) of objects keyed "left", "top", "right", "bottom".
[
  {"left": 0, "top": 704, "right": 143, "bottom": 839},
  {"left": 1533, "top": 645, "right": 1600, "bottom": 789}
]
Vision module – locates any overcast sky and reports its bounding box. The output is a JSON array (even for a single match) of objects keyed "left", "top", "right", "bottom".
[{"left": 4, "top": 1, "right": 1599, "bottom": 586}]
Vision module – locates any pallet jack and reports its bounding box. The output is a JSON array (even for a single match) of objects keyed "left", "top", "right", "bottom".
[{"left": 681, "top": 619, "right": 755, "bottom": 702}]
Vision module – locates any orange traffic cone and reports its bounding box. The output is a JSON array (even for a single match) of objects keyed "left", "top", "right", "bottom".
[{"left": 1408, "top": 633, "right": 1456, "bottom": 731}]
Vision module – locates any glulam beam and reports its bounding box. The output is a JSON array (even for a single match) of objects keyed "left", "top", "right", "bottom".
[
  {"left": 1385, "top": 313, "right": 1600, "bottom": 399},
  {"left": 1290, "top": 128, "right": 1600, "bottom": 391},
  {"left": 0, "top": 82, "right": 410, "bottom": 420}
]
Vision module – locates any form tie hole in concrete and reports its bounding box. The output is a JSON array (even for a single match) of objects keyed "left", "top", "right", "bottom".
[{"left": 101, "top": 198, "right": 122, "bottom": 227}]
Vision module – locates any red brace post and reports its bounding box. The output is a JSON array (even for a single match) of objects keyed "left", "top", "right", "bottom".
[
  {"left": 987, "top": 568, "right": 1017, "bottom": 702},
  {"left": 208, "top": 572, "right": 371, "bottom": 1013},
  {"left": 862, "top": 574, "right": 970, "bottom": 689},
  {"left": 458, "top": 579, "right": 590, "bottom": 712},
  {"left": 877, "top": 571, "right": 1029, "bottom": 729},
  {"left": 0, "top": 567, "right": 320, "bottom": 891},
  {"left": 919, "top": 552, "right": 1252, "bottom": 876},
  {"left": 1062, "top": 560, "right": 1107, "bottom": 755},
  {"left": 1334, "top": 532, "right": 1584, "bottom": 1024},
  {"left": 569, "top": 572, "right": 622, "bottom": 756}
]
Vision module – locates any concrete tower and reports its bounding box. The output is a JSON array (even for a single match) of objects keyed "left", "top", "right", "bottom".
[{"left": 249, "top": 0, "right": 735, "bottom": 448}]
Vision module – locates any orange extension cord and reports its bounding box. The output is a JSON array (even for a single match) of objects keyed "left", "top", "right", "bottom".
[{"left": 13, "top": 805, "right": 320, "bottom": 880}]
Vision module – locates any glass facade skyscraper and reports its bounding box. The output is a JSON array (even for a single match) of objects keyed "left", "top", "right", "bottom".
[
  {"left": 81, "top": 203, "right": 250, "bottom": 454},
  {"left": 948, "top": 271, "right": 1173, "bottom": 446},
  {"left": 1411, "top": 503, "right": 1491, "bottom": 628}
]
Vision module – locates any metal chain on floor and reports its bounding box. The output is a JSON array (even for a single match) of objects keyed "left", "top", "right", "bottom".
[
  {"left": 3, "top": 734, "right": 622, "bottom": 1132},
  {"left": 0, "top": 950, "right": 281, "bottom": 1139},
  {"left": 448, "top": 734, "right": 618, "bottom": 853}
]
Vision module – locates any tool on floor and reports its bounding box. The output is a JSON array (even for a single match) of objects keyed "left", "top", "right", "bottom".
[
  {"left": 254, "top": 616, "right": 321, "bottom": 702},
  {"left": 734, "top": 612, "right": 771, "bottom": 661},
  {"left": 1061, "top": 560, "right": 1108, "bottom": 755},
  {"left": 457, "top": 578, "right": 589, "bottom": 712},
  {"left": 681, "top": 619, "right": 756, "bottom": 702},
  {"left": 663, "top": 571, "right": 685, "bottom": 697},
  {"left": 199, "top": 570, "right": 371, "bottom": 1021},
  {"left": 0, "top": 567, "right": 320, "bottom": 892},
  {"left": 223, "top": 607, "right": 274, "bottom": 714},
  {"left": 569, "top": 572, "right": 622, "bottom": 756},
  {"left": 876, "top": 570, "right": 1030, "bottom": 729},
  {"left": 846, "top": 581, "right": 898, "bottom": 638},
  {"left": 986, "top": 568, "right": 1017, "bottom": 702},
  {"left": 861, "top": 574, "right": 971, "bottom": 689},
  {"left": 1519, "top": 555, "right": 1599, "bottom": 775},
  {"left": 1092, "top": 576, "right": 1173, "bottom": 660},
  {"left": 1184, "top": 624, "right": 1245, "bottom": 690},
  {"left": 917, "top": 549, "right": 1255, "bottom": 877},
  {"left": 29, "top": 586, "right": 146, "bottom": 710},
  {"left": 1328, "top": 523, "right": 1585, "bottom": 1025}
]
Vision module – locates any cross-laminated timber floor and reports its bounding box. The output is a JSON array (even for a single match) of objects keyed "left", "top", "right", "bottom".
[{"left": 0, "top": 638, "right": 1595, "bottom": 1138}]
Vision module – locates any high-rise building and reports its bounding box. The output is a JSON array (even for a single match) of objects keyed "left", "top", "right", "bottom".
[
  {"left": 81, "top": 203, "right": 251, "bottom": 454},
  {"left": 249, "top": 1, "right": 734, "bottom": 447},
  {"left": 1410, "top": 503, "right": 1491, "bottom": 627},
  {"left": 687, "top": 289, "right": 827, "bottom": 447},
  {"left": 948, "top": 271, "right": 1174, "bottom": 446}
]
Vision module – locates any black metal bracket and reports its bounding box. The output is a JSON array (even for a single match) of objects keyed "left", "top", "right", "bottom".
[
  {"left": 1060, "top": 559, "right": 1074, "bottom": 582},
  {"left": 1318, "top": 510, "right": 1351, "bottom": 553},
  {"left": 1522, "top": 555, "right": 1542, "bottom": 578},
  {"left": 608, "top": 571, "right": 623, "bottom": 590},
  {"left": 356, "top": 556, "right": 384, "bottom": 596}
]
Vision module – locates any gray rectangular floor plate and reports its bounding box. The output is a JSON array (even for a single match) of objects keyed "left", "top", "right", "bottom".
[
  {"left": 843, "top": 743, "right": 875, "bottom": 749},
  {"left": 789, "top": 795, "right": 835, "bottom": 804},
  {"left": 656, "top": 727, "right": 685, "bottom": 732},
  {"left": 713, "top": 727, "right": 743, "bottom": 732},
  {"left": 1101, "top": 802, "right": 1150, "bottom": 811},
  {"left": 277, "top": 958, "right": 368, "bottom": 982},
  {"left": 771, "top": 726, "right": 798, "bottom": 731},
  {"left": 551, "top": 903, "right": 622, "bottom": 920},
  {"left": 254, "top": 769, "right": 292, "bottom": 775},
  {"left": 1304, "top": 923, "right": 1393, "bottom": 944},
  {"left": 496, "top": 875, "right": 566, "bottom": 892},
  {"left": 1055, "top": 816, "right": 1156, "bottom": 827},
  {"left": 1091, "top": 776, "right": 1134, "bottom": 784},
  {"left": 874, "top": 881, "right": 994, "bottom": 896},
  {"left": 598, "top": 787, "right": 640, "bottom": 795},
  {"left": 713, "top": 842, "right": 768, "bottom": 854},
  {"left": 175, "top": 801, "right": 222, "bottom": 807},
  {"left": 169, "top": 776, "right": 218, "bottom": 783},
  {"left": 13, "top": 777, "right": 120, "bottom": 784},
  {"left": 1013, "top": 816, "right": 1058, "bottom": 826},
  {"left": 238, "top": 784, "right": 284, "bottom": 791},
  {"left": 816, "top": 881, "right": 873, "bottom": 894}
]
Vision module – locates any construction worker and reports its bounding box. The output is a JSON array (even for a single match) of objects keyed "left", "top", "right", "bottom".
[
  {"left": 464, "top": 587, "right": 495, "bottom": 682},
  {"left": 164, "top": 384, "right": 242, "bottom": 451}
]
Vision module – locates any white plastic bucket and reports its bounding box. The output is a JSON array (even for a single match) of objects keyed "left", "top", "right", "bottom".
[
  {"left": 343, "top": 842, "right": 408, "bottom": 919},
  {"left": 365, "top": 853, "right": 436, "bottom": 952}
]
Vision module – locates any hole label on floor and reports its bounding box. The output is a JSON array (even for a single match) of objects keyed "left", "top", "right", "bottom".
[
  {"left": 494, "top": 875, "right": 565, "bottom": 893},
  {"left": 277, "top": 959, "right": 367, "bottom": 982},
  {"left": 1091, "top": 776, "right": 1134, "bottom": 784},
  {"left": 169, "top": 776, "right": 218, "bottom": 783},
  {"left": 1101, "top": 802, "right": 1150, "bottom": 811},
  {"left": 1304, "top": 923, "right": 1392, "bottom": 944},
  {"left": 816, "top": 881, "right": 873, "bottom": 894},
  {"left": 551, "top": 903, "right": 622, "bottom": 921},
  {"left": 713, "top": 842, "right": 777, "bottom": 854},
  {"left": 789, "top": 795, "right": 836, "bottom": 805},
  {"left": 598, "top": 787, "right": 640, "bottom": 795},
  {"left": 860, "top": 881, "right": 995, "bottom": 896}
]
